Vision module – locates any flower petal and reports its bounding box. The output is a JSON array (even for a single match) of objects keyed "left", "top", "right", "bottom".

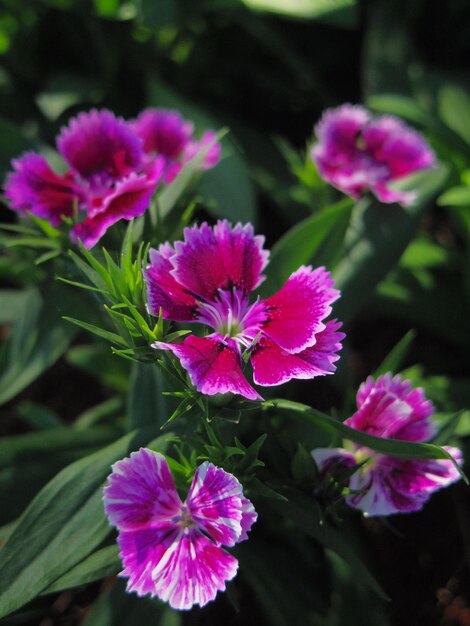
[
  {"left": 239, "top": 497, "right": 258, "bottom": 542},
  {"left": 153, "top": 335, "right": 262, "bottom": 401},
  {"left": 351, "top": 374, "right": 435, "bottom": 442},
  {"left": 261, "top": 269, "right": 341, "bottom": 354},
  {"left": 183, "top": 130, "right": 222, "bottom": 170},
  {"left": 117, "top": 526, "right": 181, "bottom": 597},
  {"left": 103, "top": 448, "right": 182, "bottom": 531},
  {"left": 71, "top": 172, "right": 159, "bottom": 248},
  {"left": 311, "top": 447, "right": 357, "bottom": 477},
  {"left": 363, "top": 116, "right": 436, "bottom": 179},
  {"left": 186, "top": 462, "right": 246, "bottom": 547},
  {"left": 57, "top": 109, "right": 142, "bottom": 181},
  {"left": 252, "top": 320, "right": 344, "bottom": 386},
  {"left": 172, "top": 220, "right": 269, "bottom": 300},
  {"left": 145, "top": 244, "right": 198, "bottom": 321},
  {"left": 313, "top": 104, "right": 370, "bottom": 163},
  {"left": 347, "top": 447, "right": 463, "bottom": 516},
  {"left": 119, "top": 527, "right": 238, "bottom": 610},
  {"left": 131, "top": 108, "right": 194, "bottom": 159},
  {"left": 4, "top": 152, "right": 82, "bottom": 225}
]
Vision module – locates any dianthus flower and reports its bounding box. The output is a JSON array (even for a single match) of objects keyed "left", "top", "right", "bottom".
[
  {"left": 311, "top": 104, "right": 436, "bottom": 205},
  {"left": 4, "top": 109, "right": 162, "bottom": 248},
  {"left": 312, "top": 373, "right": 462, "bottom": 516},
  {"left": 103, "top": 448, "right": 256, "bottom": 610},
  {"left": 131, "top": 108, "right": 221, "bottom": 184},
  {"left": 4, "top": 108, "right": 220, "bottom": 248},
  {"left": 145, "top": 220, "right": 344, "bottom": 400}
]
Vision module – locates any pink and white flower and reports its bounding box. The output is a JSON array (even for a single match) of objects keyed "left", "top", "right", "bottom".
[
  {"left": 311, "top": 104, "right": 436, "bottom": 205},
  {"left": 103, "top": 448, "right": 256, "bottom": 610},
  {"left": 145, "top": 220, "right": 344, "bottom": 401},
  {"left": 312, "top": 373, "right": 463, "bottom": 516}
]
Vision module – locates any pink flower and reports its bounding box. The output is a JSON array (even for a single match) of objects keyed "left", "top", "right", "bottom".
[
  {"left": 57, "top": 109, "right": 163, "bottom": 248},
  {"left": 103, "top": 448, "right": 256, "bottom": 610},
  {"left": 5, "top": 107, "right": 221, "bottom": 248},
  {"left": 4, "top": 152, "right": 84, "bottom": 226},
  {"left": 145, "top": 220, "right": 344, "bottom": 401},
  {"left": 4, "top": 109, "right": 162, "bottom": 248},
  {"left": 311, "top": 104, "right": 436, "bottom": 205},
  {"left": 131, "top": 108, "right": 221, "bottom": 184},
  {"left": 312, "top": 373, "right": 463, "bottom": 516}
]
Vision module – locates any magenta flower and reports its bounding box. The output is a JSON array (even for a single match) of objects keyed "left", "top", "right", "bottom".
[
  {"left": 145, "top": 220, "right": 344, "bottom": 401},
  {"left": 58, "top": 109, "right": 163, "bottom": 248},
  {"left": 4, "top": 152, "right": 84, "bottom": 226},
  {"left": 311, "top": 104, "right": 436, "bottom": 205},
  {"left": 131, "top": 108, "right": 221, "bottom": 184},
  {"left": 4, "top": 109, "right": 163, "bottom": 248},
  {"left": 103, "top": 448, "right": 256, "bottom": 610},
  {"left": 312, "top": 373, "right": 463, "bottom": 516}
]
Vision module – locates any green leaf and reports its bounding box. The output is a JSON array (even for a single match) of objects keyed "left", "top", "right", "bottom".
[
  {"left": 0, "top": 289, "right": 30, "bottom": 323},
  {"left": 82, "top": 579, "right": 180, "bottom": 626},
  {"left": 324, "top": 549, "right": 391, "bottom": 626},
  {"left": 127, "top": 362, "right": 179, "bottom": 429},
  {"left": 260, "top": 198, "right": 353, "bottom": 296},
  {"left": 333, "top": 165, "right": 448, "bottom": 321},
  {"left": 374, "top": 330, "right": 416, "bottom": 377},
  {"left": 196, "top": 146, "right": 256, "bottom": 224},
  {"left": 438, "top": 186, "right": 470, "bottom": 207},
  {"left": 237, "top": 538, "right": 324, "bottom": 626},
  {"left": 266, "top": 399, "right": 466, "bottom": 472},
  {"left": 291, "top": 443, "right": 317, "bottom": 483},
  {"left": 0, "top": 286, "right": 78, "bottom": 405},
  {"left": 438, "top": 83, "right": 470, "bottom": 146},
  {"left": 62, "top": 316, "right": 128, "bottom": 347},
  {"left": 400, "top": 238, "right": 450, "bottom": 270},
  {"left": 16, "top": 401, "right": 62, "bottom": 430},
  {"left": 0, "top": 426, "right": 120, "bottom": 526},
  {"left": 74, "top": 397, "right": 124, "bottom": 431},
  {"left": 66, "top": 343, "right": 130, "bottom": 391},
  {"left": 42, "top": 545, "right": 120, "bottom": 594},
  {"left": 240, "top": 0, "right": 358, "bottom": 28},
  {"left": 267, "top": 488, "right": 389, "bottom": 600},
  {"left": 374, "top": 269, "right": 468, "bottom": 347},
  {"left": 0, "top": 427, "right": 120, "bottom": 469},
  {"left": 0, "top": 430, "right": 172, "bottom": 619},
  {"left": 368, "top": 94, "right": 431, "bottom": 127}
]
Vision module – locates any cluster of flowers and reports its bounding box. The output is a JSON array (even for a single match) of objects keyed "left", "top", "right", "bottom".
[
  {"left": 104, "top": 221, "right": 461, "bottom": 610},
  {"left": 311, "top": 104, "right": 436, "bottom": 205},
  {"left": 4, "top": 108, "right": 220, "bottom": 248},
  {"left": 2, "top": 104, "right": 462, "bottom": 612},
  {"left": 105, "top": 372, "right": 462, "bottom": 610}
]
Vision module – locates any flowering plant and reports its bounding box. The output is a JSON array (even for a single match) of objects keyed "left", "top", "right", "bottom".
[{"left": 0, "top": 7, "right": 470, "bottom": 622}]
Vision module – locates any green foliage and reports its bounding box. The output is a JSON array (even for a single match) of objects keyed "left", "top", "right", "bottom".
[{"left": 0, "top": 284, "right": 80, "bottom": 405}]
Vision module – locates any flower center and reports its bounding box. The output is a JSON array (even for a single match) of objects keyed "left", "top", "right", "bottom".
[
  {"left": 172, "top": 505, "right": 195, "bottom": 529},
  {"left": 196, "top": 289, "right": 267, "bottom": 348}
]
